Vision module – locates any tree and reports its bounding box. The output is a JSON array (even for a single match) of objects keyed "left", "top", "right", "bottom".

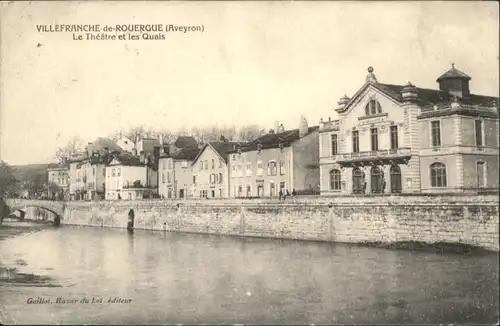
[
  {"left": 55, "top": 136, "right": 84, "bottom": 163},
  {"left": 237, "top": 124, "right": 267, "bottom": 141},
  {"left": 0, "top": 161, "right": 19, "bottom": 197}
]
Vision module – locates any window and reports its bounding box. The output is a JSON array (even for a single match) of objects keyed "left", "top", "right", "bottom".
[
  {"left": 268, "top": 161, "right": 277, "bottom": 176},
  {"left": 200, "top": 162, "right": 203, "bottom": 171},
  {"left": 92, "top": 167, "right": 96, "bottom": 176},
  {"left": 232, "top": 154, "right": 236, "bottom": 161},
  {"left": 279, "top": 161, "right": 286, "bottom": 175},
  {"left": 211, "top": 159, "right": 215, "bottom": 170},
  {"left": 204, "top": 160, "right": 208, "bottom": 170},
  {"left": 264, "top": 162, "right": 272, "bottom": 176},
  {"left": 112, "top": 168, "right": 116, "bottom": 177},
  {"left": 331, "top": 134, "right": 338, "bottom": 156},
  {"left": 352, "top": 168, "right": 365, "bottom": 194},
  {"left": 246, "top": 185, "right": 251, "bottom": 197},
  {"left": 117, "top": 168, "right": 121, "bottom": 177},
  {"left": 365, "top": 100, "right": 382, "bottom": 115},
  {"left": 430, "top": 163, "right": 447, "bottom": 187},
  {"left": 329, "top": 169, "right": 341, "bottom": 190},
  {"left": 238, "top": 185, "right": 242, "bottom": 196},
  {"left": 257, "top": 161, "right": 263, "bottom": 176},
  {"left": 431, "top": 121, "right": 441, "bottom": 147},
  {"left": 102, "top": 168, "right": 105, "bottom": 177},
  {"left": 390, "top": 165, "right": 402, "bottom": 193},
  {"left": 477, "top": 162, "right": 486, "bottom": 188},
  {"left": 167, "top": 172, "right": 171, "bottom": 183},
  {"left": 370, "top": 128, "right": 378, "bottom": 151},
  {"left": 269, "top": 182, "right": 276, "bottom": 196},
  {"left": 237, "top": 164, "right": 243, "bottom": 177},
  {"left": 162, "top": 173, "right": 165, "bottom": 183},
  {"left": 390, "top": 126, "right": 398, "bottom": 149},
  {"left": 246, "top": 162, "right": 252, "bottom": 176},
  {"left": 192, "top": 176, "right": 196, "bottom": 184},
  {"left": 219, "top": 173, "right": 223, "bottom": 184},
  {"left": 370, "top": 166, "right": 384, "bottom": 193},
  {"left": 475, "top": 120, "right": 483, "bottom": 146},
  {"left": 352, "top": 131, "right": 359, "bottom": 153}
]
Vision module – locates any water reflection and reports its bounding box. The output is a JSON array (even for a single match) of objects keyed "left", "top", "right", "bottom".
[{"left": 0, "top": 225, "right": 498, "bottom": 325}]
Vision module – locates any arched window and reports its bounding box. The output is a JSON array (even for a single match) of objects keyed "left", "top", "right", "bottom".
[
  {"left": 390, "top": 165, "right": 402, "bottom": 193},
  {"left": 365, "top": 100, "right": 382, "bottom": 115},
  {"left": 352, "top": 168, "right": 365, "bottom": 194},
  {"left": 329, "top": 169, "right": 341, "bottom": 190},
  {"left": 370, "top": 166, "right": 384, "bottom": 193},
  {"left": 219, "top": 173, "right": 223, "bottom": 184},
  {"left": 430, "top": 163, "right": 447, "bottom": 187}
]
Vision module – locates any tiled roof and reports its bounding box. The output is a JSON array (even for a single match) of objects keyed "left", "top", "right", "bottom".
[
  {"left": 112, "top": 152, "right": 158, "bottom": 170},
  {"left": 174, "top": 136, "right": 198, "bottom": 149},
  {"left": 89, "top": 137, "right": 124, "bottom": 153},
  {"left": 172, "top": 147, "right": 200, "bottom": 161},
  {"left": 47, "top": 163, "right": 68, "bottom": 169},
  {"left": 375, "top": 83, "right": 498, "bottom": 107},
  {"left": 138, "top": 138, "right": 160, "bottom": 155},
  {"left": 210, "top": 141, "right": 244, "bottom": 163},
  {"left": 436, "top": 66, "right": 471, "bottom": 81},
  {"left": 230, "top": 126, "right": 319, "bottom": 153},
  {"left": 192, "top": 141, "right": 244, "bottom": 164}
]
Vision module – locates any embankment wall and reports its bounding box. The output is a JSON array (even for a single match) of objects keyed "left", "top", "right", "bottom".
[{"left": 10, "top": 195, "right": 498, "bottom": 251}]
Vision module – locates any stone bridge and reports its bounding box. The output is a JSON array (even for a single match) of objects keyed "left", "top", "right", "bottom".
[{"left": 1, "top": 199, "right": 66, "bottom": 225}]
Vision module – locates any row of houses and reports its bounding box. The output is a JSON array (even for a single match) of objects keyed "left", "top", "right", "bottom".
[{"left": 48, "top": 64, "right": 499, "bottom": 200}]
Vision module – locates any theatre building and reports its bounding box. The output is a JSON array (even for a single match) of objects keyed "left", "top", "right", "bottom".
[{"left": 319, "top": 65, "right": 499, "bottom": 195}]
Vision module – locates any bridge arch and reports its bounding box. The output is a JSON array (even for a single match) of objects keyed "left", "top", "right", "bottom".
[{"left": 1, "top": 199, "right": 66, "bottom": 226}]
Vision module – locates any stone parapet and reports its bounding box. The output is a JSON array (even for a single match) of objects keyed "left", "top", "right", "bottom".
[{"left": 6, "top": 195, "right": 499, "bottom": 251}]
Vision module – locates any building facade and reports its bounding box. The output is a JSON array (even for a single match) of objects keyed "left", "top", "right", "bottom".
[
  {"left": 47, "top": 163, "right": 70, "bottom": 200},
  {"left": 158, "top": 136, "right": 199, "bottom": 199},
  {"left": 105, "top": 153, "right": 158, "bottom": 200},
  {"left": 68, "top": 148, "right": 114, "bottom": 200},
  {"left": 191, "top": 140, "right": 237, "bottom": 199},
  {"left": 319, "top": 65, "right": 499, "bottom": 196},
  {"left": 115, "top": 134, "right": 135, "bottom": 153},
  {"left": 228, "top": 117, "right": 320, "bottom": 198}
]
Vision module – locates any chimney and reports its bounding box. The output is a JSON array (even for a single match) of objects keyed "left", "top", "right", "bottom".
[
  {"left": 139, "top": 150, "right": 145, "bottom": 164},
  {"left": 299, "top": 115, "right": 309, "bottom": 138},
  {"left": 153, "top": 146, "right": 160, "bottom": 161},
  {"left": 103, "top": 147, "right": 109, "bottom": 157}
]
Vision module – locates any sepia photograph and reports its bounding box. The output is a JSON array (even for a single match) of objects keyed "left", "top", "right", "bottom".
[{"left": 0, "top": 1, "right": 498, "bottom": 324}]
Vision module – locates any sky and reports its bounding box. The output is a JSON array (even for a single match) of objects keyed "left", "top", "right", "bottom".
[{"left": 0, "top": 1, "right": 498, "bottom": 165}]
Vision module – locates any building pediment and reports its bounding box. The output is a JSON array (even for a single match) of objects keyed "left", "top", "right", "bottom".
[
  {"left": 338, "top": 83, "right": 403, "bottom": 117},
  {"left": 108, "top": 157, "right": 122, "bottom": 166}
]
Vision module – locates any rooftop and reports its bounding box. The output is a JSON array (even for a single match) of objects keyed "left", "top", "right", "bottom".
[
  {"left": 436, "top": 64, "right": 472, "bottom": 81},
  {"left": 229, "top": 126, "right": 319, "bottom": 153}
]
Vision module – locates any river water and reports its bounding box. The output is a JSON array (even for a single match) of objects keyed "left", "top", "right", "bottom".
[{"left": 0, "top": 224, "right": 498, "bottom": 325}]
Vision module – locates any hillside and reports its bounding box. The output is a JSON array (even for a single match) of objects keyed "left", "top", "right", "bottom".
[{"left": 11, "top": 163, "right": 49, "bottom": 183}]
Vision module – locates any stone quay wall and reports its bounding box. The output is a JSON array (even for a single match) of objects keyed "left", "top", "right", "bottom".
[{"left": 26, "top": 195, "right": 497, "bottom": 251}]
